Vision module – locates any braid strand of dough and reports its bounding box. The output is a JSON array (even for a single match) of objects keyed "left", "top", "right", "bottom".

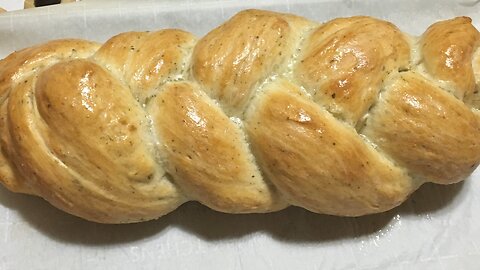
[{"left": 0, "top": 10, "right": 480, "bottom": 223}]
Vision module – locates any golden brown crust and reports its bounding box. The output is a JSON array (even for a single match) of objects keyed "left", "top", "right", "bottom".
[
  {"left": 94, "top": 30, "right": 196, "bottom": 103},
  {"left": 6, "top": 59, "right": 184, "bottom": 223},
  {"left": 0, "top": 39, "right": 100, "bottom": 104},
  {"left": 0, "top": 10, "right": 479, "bottom": 223},
  {"left": 192, "top": 9, "right": 314, "bottom": 116},
  {"left": 0, "top": 102, "right": 33, "bottom": 194},
  {"left": 24, "top": 0, "right": 34, "bottom": 9},
  {"left": 0, "top": 39, "right": 100, "bottom": 197},
  {"left": 421, "top": 17, "right": 480, "bottom": 100},
  {"left": 246, "top": 80, "right": 415, "bottom": 216},
  {"left": 150, "top": 82, "right": 285, "bottom": 213},
  {"left": 363, "top": 72, "right": 480, "bottom": 184},
  {"left": 296, "top": 16, "right": 410, "bottom": 124}
]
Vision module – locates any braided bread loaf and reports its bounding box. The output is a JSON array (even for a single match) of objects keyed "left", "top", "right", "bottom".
[{"left": 1, "top": 9, "right": 479, "bottom": 223}]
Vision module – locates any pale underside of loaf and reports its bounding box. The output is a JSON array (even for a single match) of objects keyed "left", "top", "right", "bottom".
[{"left": 0, "top": 9, "right": 479, "bottom": 223}]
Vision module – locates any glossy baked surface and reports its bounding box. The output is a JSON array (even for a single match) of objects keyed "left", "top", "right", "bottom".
[{"left": 0, "top": 9, "right": 479, "bottom": 223}]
